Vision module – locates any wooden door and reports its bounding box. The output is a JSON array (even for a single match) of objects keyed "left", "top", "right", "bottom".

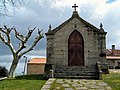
[{"left": 68, "top": 30, "right": 84, "bottom": 66}]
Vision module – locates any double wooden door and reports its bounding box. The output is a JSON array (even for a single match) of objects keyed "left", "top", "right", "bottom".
[{"left": 68, "top": 30, "right": 84, "bottom": 66}]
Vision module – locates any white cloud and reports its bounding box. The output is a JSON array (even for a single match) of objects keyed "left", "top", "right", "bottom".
[
  {"left": 0, "top": 0, "right": 120, "bottom": 73},
  {"left": 1, "top": 0, "right": 120, "bottom": 50},
  {"left": 51, "top": 0, "right": 120, "bottom": 49}
]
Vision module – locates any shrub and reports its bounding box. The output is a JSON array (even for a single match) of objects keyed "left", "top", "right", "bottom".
[
  {"left": 115, "top": 66, "right": 120, "bottom": 69},
  {"left": 15, "top": 74, "right": 45, "bottom": 80},
  {"left": 99, "top": 53, "right": 106, "bottom": 57},
  {"left": 0, "top": 66, "right": 8, "bottom": 77}
]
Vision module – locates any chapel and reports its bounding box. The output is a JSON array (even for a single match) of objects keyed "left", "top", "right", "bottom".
[{"left": 45, "top": 4, "right": 108, "bottom": 79}]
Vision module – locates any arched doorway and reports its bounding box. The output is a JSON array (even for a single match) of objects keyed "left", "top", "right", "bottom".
[{"left": 68, "top": 30, "right": 84, "bottom": 66}]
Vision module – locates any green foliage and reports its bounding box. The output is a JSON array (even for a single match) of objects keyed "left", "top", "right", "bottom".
[
  {"left": 15, "top": 74, "right": 45, "bottom": 80},
  {"left": 0, "top": 66, "right": 8, "bottom": 77},
  {"left": 103, "top": 73, "right": 120, "bottom": 90},
  {"left": 115, "top": 66, "right": 120, "bottom": 69}
]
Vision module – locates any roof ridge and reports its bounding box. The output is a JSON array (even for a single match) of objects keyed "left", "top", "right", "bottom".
[{"left": 46, "top": 12, "right": 106, "bottom": 35}]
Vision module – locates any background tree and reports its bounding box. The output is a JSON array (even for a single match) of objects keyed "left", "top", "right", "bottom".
[
  {"left": 0, "top": 0, "right": 57, "bottom": 16},
  {"left": 0, "top": 25, "right": 43, "bottom": 77},
  {"left": 0, "top": 0, "right": 24, "bottom": 16},
  {"left": 0, "top": 66, "right": 8, "bottom": 77}
]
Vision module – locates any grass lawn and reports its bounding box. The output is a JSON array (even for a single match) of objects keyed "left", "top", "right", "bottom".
[
  {"left": 0, "top": 79, "right": 46, "bottom": 90},
  {"left": 0, "top": 72, "right": 120, "bottom": 90},
  {"left": 0, "top": 74, "right": 47, "bottom": 90},
  {"left": 103, "top": 72, "right": 120, "bottom": 90}
]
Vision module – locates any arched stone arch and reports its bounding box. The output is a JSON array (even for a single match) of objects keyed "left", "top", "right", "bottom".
[{"left": 68, "top": 30, "right": 84, "bottom": 66}]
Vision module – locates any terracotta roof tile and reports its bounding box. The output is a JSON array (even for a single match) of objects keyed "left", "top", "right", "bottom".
[
  {"left": 106, "top": 56, "right": 120, "bottom": 60},
  {"left": 106, "top": 49, "right": 111, "bottom": 55},
  {"left": 28, "top": 58, "right": 46, "bottom": 64},
  {"left": 106, "top": 49, "right": 120, "bottom": 56},
  {"left": 113, "top": 50, "right": 120, "bottom": 55}
]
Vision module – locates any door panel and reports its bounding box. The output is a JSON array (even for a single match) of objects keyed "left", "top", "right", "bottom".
[{"left": 68, "top": 30, "right": 84, "bottom": 66}]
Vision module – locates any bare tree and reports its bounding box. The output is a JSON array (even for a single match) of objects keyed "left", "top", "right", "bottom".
[
  {"left": 0, "top": 0, "right": 23, "bottom": 16},
  {"left": 0, "top": 0, "right": 57, "bottom": 16},
  {"left": 0, "top": 25, "right": 43, "bottom": 77}
]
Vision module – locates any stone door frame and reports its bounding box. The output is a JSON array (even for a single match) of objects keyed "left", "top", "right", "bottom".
[{"left": 68, "top": 30, "right": 84, "bottom": 66}]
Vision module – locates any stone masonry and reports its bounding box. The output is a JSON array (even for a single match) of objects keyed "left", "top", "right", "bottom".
[
  {"left": 46, "top": 10, "right": 107, "bottom": 66},
  {"left": 45, "top": 4, "right": 108, "bottom": 78}
]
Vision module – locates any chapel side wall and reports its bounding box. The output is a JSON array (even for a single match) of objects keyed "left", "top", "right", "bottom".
[
  {"left": 87, "top": 31, "right": 107, "bottom": 65},
  {"left": 53, "top": 27, "right": 69, "bottom": 66},
  {"left": 86, "top": 30, "right": 100, "bottom": 65},
  {"left": 46, "top": 35, "right": 54, "bottom": 64},
  {"left": 98, "top": 33, "right": 107, "bottom": 64}
]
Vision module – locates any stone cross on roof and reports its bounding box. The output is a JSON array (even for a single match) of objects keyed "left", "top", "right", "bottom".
[{"left": 72, "top": 4, "right": 78, "bottom": 12}]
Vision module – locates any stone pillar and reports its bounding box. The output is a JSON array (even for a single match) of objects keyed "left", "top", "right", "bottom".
[
  {"left": 46, "top": 35, "right": 54, "bottom": 64},
  {"left": 112, "top": 45, "right": 115, "bottom": 55}
]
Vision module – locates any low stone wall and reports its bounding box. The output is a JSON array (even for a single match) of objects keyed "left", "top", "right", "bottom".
[
  {"left": 109, "top": 69, "right": 120, "bottom": 73},
  {"left": 0, "top": 77, "right": 7, "bottom": 81},
  {"left": 27, "top": 63, "right": 45, "bottom": 75}
]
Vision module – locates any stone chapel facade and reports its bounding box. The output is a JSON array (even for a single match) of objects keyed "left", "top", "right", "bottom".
[{"left": 45, "top": 4, "right": 107, "bottom": 79}]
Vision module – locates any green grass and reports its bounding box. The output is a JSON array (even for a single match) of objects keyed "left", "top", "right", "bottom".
[
  {"left": 103, "top": 73, "right": 120, "bottom": 90},
  {"left": 0, "top": 73, "right": 120, "bottom": 90},
  {"left": 0, "top": 74, "right": 47, "bottom": 90},
  {"left": 0, "top": 79, "right": 46, "bottom": 90}
]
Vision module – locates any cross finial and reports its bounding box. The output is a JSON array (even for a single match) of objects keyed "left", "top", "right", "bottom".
[
  {"left": 100, "top": 23, "right": 103, "bottom": 28},
  {"left": 72, "top": 4, "right": 78, "bottom": 12},
  {"left": 48, "top": 24, "right": 52, "bottom": 32}
]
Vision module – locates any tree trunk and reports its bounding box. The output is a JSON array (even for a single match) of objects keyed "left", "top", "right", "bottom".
[
  {"left": 8, "top": 58, "right": 19, "bottom": 78},
  {"left": 0, "top": 26, "right": 43, "bottom": 78}
]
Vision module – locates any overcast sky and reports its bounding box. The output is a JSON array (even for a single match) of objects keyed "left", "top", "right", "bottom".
[{"left": 0, "top": 0, "right": 120, "bottom": 73}]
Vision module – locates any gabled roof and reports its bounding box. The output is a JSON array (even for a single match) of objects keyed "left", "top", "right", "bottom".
[
  {"left": 106, "top": 48, "right": 120, "bottom": 60},
  {"left": 46, "top": 11, "right": 106, "bottom": 35},
  {"left": 106, "top": 49, "right": 120, "bottom": 56}
]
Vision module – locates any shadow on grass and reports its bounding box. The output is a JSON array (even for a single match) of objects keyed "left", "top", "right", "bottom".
[{"left": 15, "top": 74, "right": 48, "bottom": 80}]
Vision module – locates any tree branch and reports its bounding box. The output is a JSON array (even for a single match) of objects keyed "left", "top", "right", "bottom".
[
  {"left": 0, "top": 32, "right": 7, "bottom": 44},
  {"left": 13, "top": 28, "right": 25, "bottom": 54},
  {"left": 0, "top": 26, "right": 16, "bottom": 55},
  {"left": 0, "top": 0, "right": 19, "bottom": 16},
  {"left": 15, "top": 27, "right": 36, "bottom": 54},
  {"left": 13, "top": 27, "right": 24, "bottom": 42},
  {"left": 1, "top": 25, "right": 43, "bottom": 59},
  {"left": 20, "top": 29, "right": 43, "bottom": 56},
  {"left": 24, "top": 26, "right": 36, "bottom": 43},
  {"left": 4, "top": 25, "right": 12, "bottom": 43}
]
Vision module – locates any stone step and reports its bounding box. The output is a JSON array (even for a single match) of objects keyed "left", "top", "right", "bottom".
[
  {"left": 54, "top": 74, "right": 97, "bottom": 79},
  {"left": 54, "top": 72, "right": 96, "bottom": 76},
  {"left": 54, "top": 65, "right": 97, "bottom": 79},
  {"left": 55, "top": 70, "right": 96, "bottom": 73},
  {"left": 55, "top": 68, "right": 96, "bottom": 71},
  {"left": 55, "top": 66, "right": 96, "bottom": 71},
  {"left": 54, "top": 73, "right": 97, "bottom": 79},
  {"left": 55, "top": 66, "right": 96, "bottom": 72},
  {"left": 56, "top": 65, "right": 96, "bottom": 68}
]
